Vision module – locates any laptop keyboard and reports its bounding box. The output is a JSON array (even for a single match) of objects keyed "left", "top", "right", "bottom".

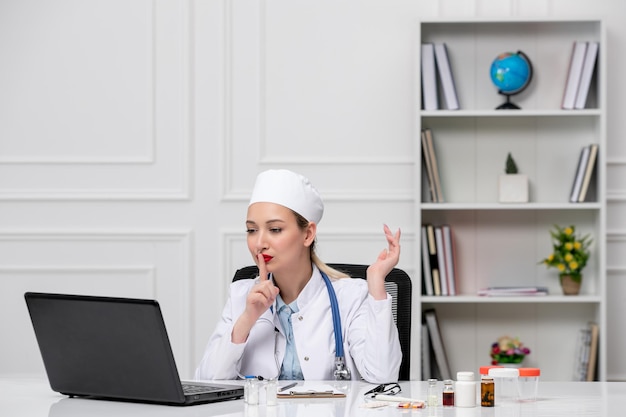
[{"left": 182, "top": 384, "right": 220, "bottom": 394}]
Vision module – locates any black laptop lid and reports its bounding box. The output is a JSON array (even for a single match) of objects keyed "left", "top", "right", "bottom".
[{"left": 25, "top": 292, "right": 186, "bottom": 404}]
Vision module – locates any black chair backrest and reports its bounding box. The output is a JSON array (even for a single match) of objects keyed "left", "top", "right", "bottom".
[{"left": 232, "top": 263, "right": 412, "bottom": 381}]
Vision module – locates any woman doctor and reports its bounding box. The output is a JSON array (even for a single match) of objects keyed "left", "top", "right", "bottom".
[{"left": 195, "top": 169, "right": 402, "bottom": 383}]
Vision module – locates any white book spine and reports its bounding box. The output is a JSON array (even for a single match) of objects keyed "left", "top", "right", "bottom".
[
  {"left": 574, "top": 42, "right": 599, "bottom": 109},
  {"left": 570, "top": 145, "right": 590, "bottom": 203},
  {"left": 421, "top": 43, "right": 438, "bottom": 111},
  {"left": 433, "top": 43, "right": 460, "bottom": 110},
  {"left": 442, "top": 225, "right": 456, "bottom": 296},
  {"left": 562, "top": 41, "right": 588, "bottom": 110}
]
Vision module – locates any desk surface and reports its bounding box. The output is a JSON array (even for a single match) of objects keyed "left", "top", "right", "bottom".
[{"left": 2, "top": 376, "right": 626, "bottom": 417}]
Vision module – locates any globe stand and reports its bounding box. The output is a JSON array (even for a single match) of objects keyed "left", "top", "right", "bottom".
[
  {"left": 496, "top": 93, "right": 521, "bottom": 110},
  {"left": 490, "top": 50, "right": 533, "bottom": 111}
]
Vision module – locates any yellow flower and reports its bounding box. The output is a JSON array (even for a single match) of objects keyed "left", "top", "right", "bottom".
[
  {"left": 574, "top": 241, "right": 582, "bottom": 250},
  {"left": 569, "top": 261, "right": 579, "bottom": 270},
  {"left": 547, "top": 254, "right": 554, "bottom": 262},
  {"left": 564, "top": 253, "right": 573, "bottom": 262},
  {"left": 564, "top": 227, "right": 573, "bottom": 235},
  {"left": 564, "top": 242, "right": 574, "bottom": 251},
  {"left": 557, "top": 264, "right": 566, "bottom": 272}
]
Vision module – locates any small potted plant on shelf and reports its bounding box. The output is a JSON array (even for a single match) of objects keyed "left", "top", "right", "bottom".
[
  {"left": 539, "top": 225, "right": 592, "bottom": 295},
  {"left": 490, "top": 335, "right": 531, "bottom": 366},
  {"left": 499, "top": 152, "right": 529, "bottom": 203}
]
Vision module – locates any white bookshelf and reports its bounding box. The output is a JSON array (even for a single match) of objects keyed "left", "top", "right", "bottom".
[{"left": 415, "top": 19, "right": 606, "bottom": 381}]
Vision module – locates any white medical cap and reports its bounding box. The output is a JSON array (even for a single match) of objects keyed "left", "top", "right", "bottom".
[{"left": 248, "top": 169, "right": 324, "bottom": 224}]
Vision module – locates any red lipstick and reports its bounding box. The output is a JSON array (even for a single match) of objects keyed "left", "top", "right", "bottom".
[{"left": 262, "top": 254, "right": 273, "bottom": 263}]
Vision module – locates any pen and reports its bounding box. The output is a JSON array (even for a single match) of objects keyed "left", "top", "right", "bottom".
[
  {"left": 375, "top": 394, "right": 426, "bottom": 404},
  {"left": 278, "top": 382, "right": 298, "bottom": 392}
]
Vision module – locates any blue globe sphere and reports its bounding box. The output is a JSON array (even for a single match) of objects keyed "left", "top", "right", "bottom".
[{"left": 490, "top": 51, "right": 532, "bottom": 95}]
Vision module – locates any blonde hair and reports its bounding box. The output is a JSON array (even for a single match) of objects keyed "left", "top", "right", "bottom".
[{"left": 293, "top": 211, "right": 349, "bottom": 280}]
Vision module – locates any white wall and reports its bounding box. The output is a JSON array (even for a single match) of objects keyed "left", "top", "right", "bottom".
[{"left": 1, "top": 0, "right": 625, "bottom": 380}]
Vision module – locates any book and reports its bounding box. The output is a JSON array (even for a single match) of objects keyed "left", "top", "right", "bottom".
[
  {"left": 442, "top": 225, "right": 457, "bottom": 296},
  {"left": 421, "top": 321, "right": 432, "bottom": 380},
  {"left": 578, "top": 143, "right": 598, "bottom": 202},
  {"left": 569, "top": 145, "right": 591, "bottom": 203},
  {"left": 586, "top": 321, "right": 599, "bottom": 381},
  {"left": 423, "top": 128, "right": 444, "bottom": 203},
  {"left": 574, "top": 42, "right": 599, "bottom": 109},
  {"left": 424, "top": 309, "right": 452, "bottom": 380},
  {"left": 434, "top": 226, "right": 449, "bottom": 296},
  {"left": 561, "top": 41, "right": 588, "bottom": 110},
  {"left": 421, "top": 130, "right": 437, "bottom": 202},
  {"left": 421, "top": 43, "right": 438, "bottom": 111},
  {"left": 420, "top": 226, "right": 434, "bottom": 296},
  {"left": 573, "top": 327, "right": 591, "bottom": 381},
  {"left": 477, "top": 286, "right": 549, "bottom": 297},
  {"left": 426, "top": 224, "right": 441, "bottom": 295},
  {"left": 433, "top": 43, "right": 460, "bottom": 110}
]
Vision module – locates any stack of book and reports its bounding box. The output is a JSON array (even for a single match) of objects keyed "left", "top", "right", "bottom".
[
  {"left": 562, "top": 41, "right": 599, "bottom": 110},
  {"left": 569, "top": 143, "right": 599, "bottom": 203},
  {"left": 421, "top": 224, "right": 456, "bottom": 296},
  {"left": 421, "top": 43, "right": 460, "bottom": 110},
  {"left": 421, "top": 128, "right": 444, "bottom": 203}
]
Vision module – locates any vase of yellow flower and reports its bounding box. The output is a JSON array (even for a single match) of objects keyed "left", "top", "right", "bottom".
[{"left": 540, "top": 225, "right": 591, "bottom": 296}]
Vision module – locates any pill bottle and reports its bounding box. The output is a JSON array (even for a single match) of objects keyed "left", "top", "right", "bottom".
[
  {"left": 517, "top": 367, "right": 540, "bottom": 402},
  {"left": 488, "top": 367, "right": 519, "bottom": 405},
  {"left": 455, "top": 371, "right": 477, "bottom": 407},
  {"left": 442, "top": 379, "right": 455, "bottom": 406},
  {"left": 480, "top": 375, "right": 494, "bottom": 407},
  {"left": 427, "top": 378, "right": 439, "bottom": 407}
]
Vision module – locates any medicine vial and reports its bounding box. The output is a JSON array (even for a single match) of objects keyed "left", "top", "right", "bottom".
[
  {"left": 480, "top": 375, "right": 495, "bottom": 407},
  {"left": 455, "top": 371, "right": 477, "bottom": 408},
  {"left": 244, "top": 376, "right": 259, "bottom": 405},
  {"left": 427, "top": 378, "right": 439, "bottom": 407},
  {"left": 442, "top": 379, "right": 455, "bottom": 406},
  {"left": 265, "top": 378, "right": 278, "bottom": 406}
]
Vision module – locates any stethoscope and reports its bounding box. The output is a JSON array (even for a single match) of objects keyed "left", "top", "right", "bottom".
[
  {"left": 320, "top": 271, "right": 351, "bottom": 381},
  {"left": 268, "top": 270, "right": 351, "bottom": 381}
]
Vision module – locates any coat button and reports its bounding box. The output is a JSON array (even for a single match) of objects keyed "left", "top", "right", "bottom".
[
  {"left": 304, "top": 356, "right": 309, "bottom": 361},
  {"left": 298, "top": 316, "right": 303, "bottom": 321}
]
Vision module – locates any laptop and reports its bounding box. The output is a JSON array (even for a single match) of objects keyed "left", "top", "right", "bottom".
[{"left": 24, "top": 292, "right": 244, "bottom": 406}]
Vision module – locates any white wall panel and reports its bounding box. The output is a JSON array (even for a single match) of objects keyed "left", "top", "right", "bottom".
[
  {"left": 0, "top": 230, "right": 192, "bottom": 377},
  {"left": 0, "top": 0, "right": 190, "bottom": 200}
]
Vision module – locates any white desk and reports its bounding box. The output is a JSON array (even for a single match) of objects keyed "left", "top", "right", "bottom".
[{"left": 2, "top": 376, "right": 626, "bottom": 417}]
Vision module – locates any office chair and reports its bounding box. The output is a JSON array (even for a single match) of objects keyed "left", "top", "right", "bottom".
[{"left": 232, "top": 263, "right": 412, "bottom": 380}]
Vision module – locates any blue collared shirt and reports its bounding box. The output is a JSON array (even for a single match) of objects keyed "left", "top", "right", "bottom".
[{"left": 276, "top": 295, "right": 304, "bottom": 380}]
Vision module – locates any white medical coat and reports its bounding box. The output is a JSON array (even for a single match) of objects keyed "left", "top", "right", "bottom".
[{"left": 195, "top": 265, "right": 402, "bottom": 383}]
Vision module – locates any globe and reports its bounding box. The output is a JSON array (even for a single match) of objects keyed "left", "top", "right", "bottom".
[{"left": 489, "top": 50, "right": 533, "bottom": 109}]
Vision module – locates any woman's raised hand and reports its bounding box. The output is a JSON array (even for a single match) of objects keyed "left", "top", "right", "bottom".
[{"left": 366, "top": 224, "right": 401, "bottom": 300}]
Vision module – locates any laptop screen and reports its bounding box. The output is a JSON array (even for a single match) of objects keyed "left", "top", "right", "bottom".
[{"left": 24, "top": 292, "right": 242, "bottom": 405}]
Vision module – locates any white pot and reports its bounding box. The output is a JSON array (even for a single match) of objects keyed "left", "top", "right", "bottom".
[{"left": 499, "top": 174, "right": 529, "bottom": 203}]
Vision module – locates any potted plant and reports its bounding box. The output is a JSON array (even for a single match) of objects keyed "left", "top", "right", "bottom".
[
  {"left": 490, "top": 335, "right": 531, "bottom": 366},
  {"left": 498, "top": 152, "right": 528, "bottom": 203},
  {"left": 539, "top": 225, "right": 592, "bottom": 295}
]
